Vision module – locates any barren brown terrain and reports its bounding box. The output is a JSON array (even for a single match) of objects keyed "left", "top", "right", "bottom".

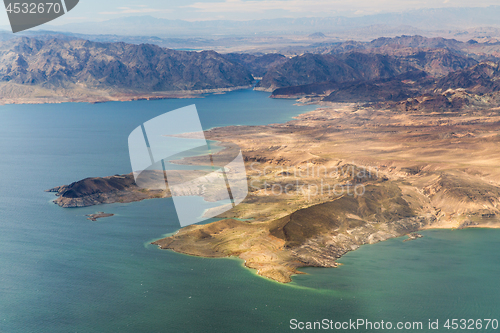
[{"left": 152, "top": 102, "right": 500, "bottom": 282}]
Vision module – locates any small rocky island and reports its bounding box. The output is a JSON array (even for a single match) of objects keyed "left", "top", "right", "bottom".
[{"left": 86, "top": 212, "right": 114, "bottom": 221}]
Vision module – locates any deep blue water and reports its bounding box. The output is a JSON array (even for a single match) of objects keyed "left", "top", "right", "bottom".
[{"left": 0, "top": 89, "right": 499, "bottom": 332}]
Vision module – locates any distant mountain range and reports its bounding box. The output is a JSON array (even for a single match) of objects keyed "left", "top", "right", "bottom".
[
  {"left": 271, "top": 57, "right": 500, "bottom": 111},
  {"left": 260, "top": 35, "right": 500, "bottom": 111},
  {"left": 257, "top": 49, "right": 478, "bottom": 91},
  {"left": 4, "top": 34, "right": 500, "bottom": 109},
  {"left": 257, "top": 36, "right": 487, "bottom": 92},
  {"left": 5, "top": 22, "right": 500, "bottom": 56},
  {"left": 0, "top": 38, "right": 253, "bottom": 92}
]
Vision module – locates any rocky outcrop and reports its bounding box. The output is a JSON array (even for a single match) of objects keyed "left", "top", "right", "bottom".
[
  {"left": 46, "top": 167, "right": 231, "bottom": 208},
  {"left": 46, "top": 172, "right": 171, "bottom": 208}
]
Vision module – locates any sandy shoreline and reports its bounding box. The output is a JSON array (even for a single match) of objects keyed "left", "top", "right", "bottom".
[
  {"left": 159, "top": 223, "right": 500, "bottom": 284},
  {"left": 0, "top": 84, "right": 254, "bottom": 106}
]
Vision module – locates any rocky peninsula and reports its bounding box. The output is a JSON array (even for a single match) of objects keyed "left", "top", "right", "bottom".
[{"left": 48, "top": 101, "right": 500, "bottom": 283}]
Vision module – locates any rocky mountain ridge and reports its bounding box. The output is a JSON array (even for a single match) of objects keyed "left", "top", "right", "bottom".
[
  {"left": 4, "top": 34, "right": 500, "bottom": 110},
  {"left": 258, "top": 47, "right": 478, "bottom": 91},
  {"left": 0, "top": 37, "right": 254, "bottom": 94}
]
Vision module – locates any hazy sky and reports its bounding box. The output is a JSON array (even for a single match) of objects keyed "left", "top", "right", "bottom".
[{"left": 1, "top": 0, "right": 500, "bottom": 27}]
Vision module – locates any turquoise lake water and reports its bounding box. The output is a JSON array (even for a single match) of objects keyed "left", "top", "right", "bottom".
[{"left": 0, "top": 89, "right": 499, "bottom": 332}]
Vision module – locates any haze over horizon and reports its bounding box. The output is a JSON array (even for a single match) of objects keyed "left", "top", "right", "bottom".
[{"left": 3, "top": 1, "right": 500, "bottom": 36}]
